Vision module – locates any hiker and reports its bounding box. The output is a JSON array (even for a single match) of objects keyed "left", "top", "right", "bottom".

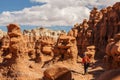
[{"left": 82, "top": 52, "right": 90, "bottom": 75}]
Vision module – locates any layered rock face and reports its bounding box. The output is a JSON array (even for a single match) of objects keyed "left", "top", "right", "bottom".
[
  {"left": 0, "top": 29, "right": 7, "bottom": 39},
  {"left": 7, "top": 24, "right": 28, "bottom": 62},
  {"left": 0, "top": 35, "right": 10, "bottom": 63},
  {"left": 68, "top": 2, "right": 120, "bottom": 59},
  {"left": 23, "top": 27, "right": 66, "bottom": 41},
  {"left": 53, "top": 34, "right": 78, "bottom": 63},
  {"left": 40, "top": 36, "right": 55, "bottom": 55},
  {"left": 23, "top": 27, "right": 66, "bottom": 62},
  {"left": 93, "top": 3, "right": 120, "bottom": 58},
  {"left": 0, "top": 24, "right": 71, "bottom": 79},
  {"left": 43, "top": 65, "right": 72, "bottom": 80},
  {"left": 98, "top": 69, "right": 120, "bottom": 80},
  {"left": 68, "top": 19, "right": 95, "bottom": 59},
  {"left": 0, "top": 2, "right": 119, "bottom": 79},
  {"left": 105, "top": 33, "right": 120, "bottom": 69},
  {"left": 86, "top": 45, "right": 96, "bottom": 63},
  {"left": 0, "top": 24, "right": 42, "bottom": 79}
]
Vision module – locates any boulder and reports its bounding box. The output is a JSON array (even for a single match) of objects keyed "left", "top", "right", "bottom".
[
  {"left": 43, "top": 65, "right": 72, "bottom": 80},
  {"left": 97, "top": 69, "right": 120, "bottom": 80}
]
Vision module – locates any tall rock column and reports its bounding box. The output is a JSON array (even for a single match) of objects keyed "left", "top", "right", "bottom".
[
  {"left": 7, "top": 24, "right": 28, "bottom": 64},
  {"left": 0, "top": 24, "right": 41, "bottom": 79}
]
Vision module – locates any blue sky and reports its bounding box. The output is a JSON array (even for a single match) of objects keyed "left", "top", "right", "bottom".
[
  {"left": 0, "top": 0, "right": 45, "bottom": 13},
  {"left": 0, "top": 0, "right": 46, "bottom": 31},
  {"left": 0, "top": 0, "right": 119, "bottom": 32}
]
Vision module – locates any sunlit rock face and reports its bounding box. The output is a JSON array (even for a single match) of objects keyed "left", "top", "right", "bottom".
[
  {"left": 0, "top": 35, "right": 10, "bottom": 63},
  {"left": 0, "top": 24, "right": 77, "bottom": 79},
  {"left": 22, "top": 27, "right": 66, "bottom": 63},
  {"left": 7, "top": 24, "right": 28, "bottom": 62},
  {"left": 23, "top": 28, "right": 66, "bottom": 57},
  {"left": 52, "top": 34, "right": 78, "bottom": 63},
  {"left": 0, "top": 2, "right": 119, "bottom": 80},
  {"left": 0, "top": 24, "right": 43, "bottom": 79},
  {"left": 68, "top": 2, "right": 120, "bottom": 59},
  {"left": 105, "top": 33, "right": 120, "bottom": 69},
  {"left": 23, "top": 27, "right": 66, "bottom": 41},
  {"left": 0, "top": 29, "right": 7, "bottom": 39},
  {"left": 43, "top": 65, "right": 72, "bottom": 80}
]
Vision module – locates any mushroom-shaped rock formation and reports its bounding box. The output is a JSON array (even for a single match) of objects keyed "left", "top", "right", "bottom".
[
  {"left": 0, "top": 24, "right": 42, "bottom": 79},
  {"left": 53, "top": 35, "right": 78, "bottom": 63}
]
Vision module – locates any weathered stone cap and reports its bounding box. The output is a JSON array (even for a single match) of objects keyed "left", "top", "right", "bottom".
[
  {"left": 7, "top": 23, "right": 20, "bottom": 32},
  {"left": 7, "top": 23, "right": 22, "bottom": 37},
  {"left": 43, "top": 65, "right": 72, "bottom": 80}
]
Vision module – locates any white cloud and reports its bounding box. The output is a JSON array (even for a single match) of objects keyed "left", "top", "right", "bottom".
[
  {"left": 0, "top": 0, "right": 119, "bottom": 26},
  {"left": 97, "top": 0, "right": 120, "bottom": 6}
]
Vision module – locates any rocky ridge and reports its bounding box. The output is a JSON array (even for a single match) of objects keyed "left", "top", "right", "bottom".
[{"left": 68, "top": 2, "right": 120, "bottom": 59}]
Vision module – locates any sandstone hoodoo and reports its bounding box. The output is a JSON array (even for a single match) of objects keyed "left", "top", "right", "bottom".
[
  {"left": 0, "top": 24, "right": 68, "bottom": 79},
  {"left": 0, "top": 24, "right": 42, "bottom": 79},
  {"left": 40, "top": 36, "right": 55, "bottom": 55},
  {"left": 54, "top": 34, "right": 78, "bottom": 63},
  {"left": 105, "top": 33, "right": 120, "bottom": 69},
  {"left": 5, "top": 24, "right": 32, "bottom": 70},
  {"left": 7, "top": 24, "right": 28, "bottom": 62},
  {"left": 68, "top": 19, "right": 94, "bottom": 56},
  {"left": 68, "top": 2, "right": 120, "bottom": 59},
  {"left": 0, "top": 29, "right": 6, "bottom": 39},
  {"left": 0, "top": 2, "right": 119, "bottom": 80},
  {"left": 0, "top": 35, "right": 10, "bottom": 63}
]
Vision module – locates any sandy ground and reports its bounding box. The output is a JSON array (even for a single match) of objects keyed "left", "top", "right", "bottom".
[
  {"left": 40, "top": 55, "right": 105, "bottom": 80},
  {"left": 71, "top": 59, "right": 105, "bottom": 80}
]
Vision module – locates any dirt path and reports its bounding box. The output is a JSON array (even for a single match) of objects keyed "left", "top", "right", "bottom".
[
  {"left": 72, "top": 60, "right": 105, "bottom": 80},
  {"left": 40, "top": 55, "right": 105, "bottom": 80}
]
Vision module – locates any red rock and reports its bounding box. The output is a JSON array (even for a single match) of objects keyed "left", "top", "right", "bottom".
[
  {"left": 98, "top": 69, "right": 120, "bottom": 80},
  {"left": 43, "top": 65, "right": 72, "bottom": 80},
  {"left": 42, "top": 46, "right": 52, "bottom": 54},
  {"left": 69, "top": 2, "right": 120, "bottom": 59},
  {"left": 54, "top": 35, "right": 78, "bottom": 63}
]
